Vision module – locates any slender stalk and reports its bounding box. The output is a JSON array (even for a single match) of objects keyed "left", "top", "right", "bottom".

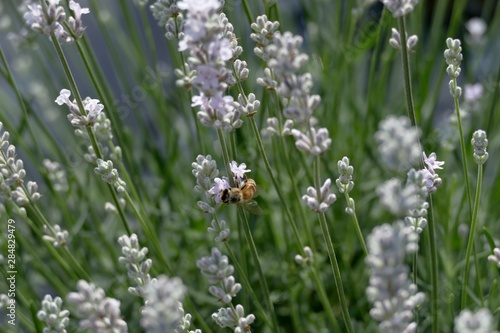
[
  {"left": 426, "top": 195, "right": 438, "bottom": 332},
  {"left": 398, "top": 15, "right": 439, "bottom": 333},
  {"left": 215, "top": 128, "right": 279, "bottom": 331},
  {"left": 342, "top": 191, "right": 368, "bottom": 257},
  {"left": 49, "top": 32, "right": 133, "bottom": 236},
  {"left": 317, "top": 211, "right": 354, "bottom": 333},
  {"left": 314, "top": 157, "right": 354, "bottom": 332},
  {"left": 462, "top": 163, "right": 484, "bottom": 307},
  {"left": 397, "top": 16, "right": 418, "bottom": 127}
]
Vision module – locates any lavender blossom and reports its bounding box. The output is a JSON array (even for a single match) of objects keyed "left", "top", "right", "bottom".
[
  {"left": 67, "top": 280, "right": 128, "bottom": 333},
  {"left": 43, "top": 159, "right": 68, "bottom": 192},
  {"left": 375, "top": 116, "right": 421, "bottom": 173},
  {"left": 177, "top": 0, "right": 245, "bottom": 131},
  {"left": 23, "top": 0, "right": 71, "bottom": 42},
  {"left": 454, "top": 308, "right": 496, "bottom": 333},
  {"left": 366, "top": 221, "right": 424, "bottom": 332},
  {"left": 404, "top": 169, "right": 429, "bottom": 233},
  {"left": 67, "top": 1, "right": 89, "bottom": 38},
  {"left": 118, "top": 233, "right": 154, "bottom": 297},
  {"left": 94, "top": 159, "right": 126, "bottom": 192},
  {"left": 445, "top": 38, "right": 463, "bottom": 98},
  {"left": 377, "top": 178, "right": 420, "bottom": 217},
  {"left": 198, "top": 248, "right": 254, "bottom": 331},
  {"left": 302, "top": 178, "right": 337, "bottom": 213},
  {"left": 37, "top": 295, "right": 70, "bottom": 333},
  {"left": 421, "top": 152, "right": 444, "bottom": 193},
  {"left": 208, "top": 219, "right": 230, "bottom": 242},
  {"left": 141, "top": 275, "right": 186, "bottom": 333},
  {"left": 42, "top": 224, "right": 69, "bottom": 247},
  {"left": 0, "top": 122, "right": 41, "bottom": 207},
  {"left": 380, "top": 0, "right": 419, "bottom": 18}
]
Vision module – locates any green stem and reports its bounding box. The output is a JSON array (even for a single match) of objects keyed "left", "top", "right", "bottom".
[
  {"left": 398, "top": 16, "right": 418, "bottom": 127},
  {"left": 343, "top": 191, "right": 368, "bottom": 257},
  {"left": 317, "top": 211, "right": 354, "bottom": 333},
  {"left": 462, "top": 163, "right": 483, "bottom": 307},
  {"left": 215, "top": 128, "right": 279, "bottom": 330},
  {"left": 49, "top": 32, "right": 133, "bottom": 236},
  {"left": 426, "top": 195, "right": 438, "bottom": 333},
  {"left": 236, "top": 207, "right": 279, "bottom": 331}
]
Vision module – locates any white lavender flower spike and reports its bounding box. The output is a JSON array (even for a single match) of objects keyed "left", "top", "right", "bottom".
[
  {"left": 471, "top": 130, "right": 488, "bottom": 165},
  {"left": 454, "top": 308, "right": 496, "bottom": 333},
  {"left": 302, "top": 178, "right": 337, "bottom": 213},
  {"left": 380, "top": 0, "right": 420, "bottom": 18},
  {"left": 37, "top": 295, "right": 70, "bottom": 333}
]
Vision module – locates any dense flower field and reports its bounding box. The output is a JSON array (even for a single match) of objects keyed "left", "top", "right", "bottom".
[{"left": 0, "top": 0, "right": 499, "bottom": 332}]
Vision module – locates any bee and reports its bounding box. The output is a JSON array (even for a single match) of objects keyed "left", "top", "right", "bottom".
[{"left": 221, "top": 178, "right": 262, "bottom": 215}]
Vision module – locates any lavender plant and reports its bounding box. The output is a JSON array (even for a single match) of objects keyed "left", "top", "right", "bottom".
[{"left": 0, "top": 0, "right": 499, "bottom": 332}]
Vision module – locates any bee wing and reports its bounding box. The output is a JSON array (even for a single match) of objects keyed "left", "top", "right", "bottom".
[{"left": 240, "top": 200, "right": 263, "bottom": 215}]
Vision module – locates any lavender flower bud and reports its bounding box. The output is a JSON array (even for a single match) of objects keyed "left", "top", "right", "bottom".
[
  {"left": 42, "top": 224, "right": 69, "bottom": 247},
  {"left": 37, "top": 295, "right": 70, "bottom": 333},
  {"left": 208, "top": 219, "right": 230, "bottom": 242},
  {"left": 302, "top": 178, "right": 337, "bottom": 213},
  {"left": 389, "top": 28, "right": 401, "bottom": 49},
  {"left": 197, "top": 247, "right": 234, "bottom": 284},
  {"left": 336, "top": 156, "right": 355, "bottom": 194},
  {"left": 487, "top": 248, "right": 500, "bottom": 268},
  {"left": 471, "top": 129, "right": 488, "bottom": 165}
]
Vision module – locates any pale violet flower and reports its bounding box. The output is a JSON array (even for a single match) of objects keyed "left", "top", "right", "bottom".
[
  {"left": 366, "top": 221, "right": 424, "bottom": 332},
  {"left": 423, "top": 152, "right": 445, "bottom": 173},
  {"left": 229, "top": 161, "right": 251, "bottom": 181},
  {"left": 55, "top": 89, "right": 104, "bottom": 127},
  {"left": 177, "top": 0, "right": 221, "bottom": 13},
  {"left": 212, "top": 304, "right": 255, "bottom": 332},
  {"left": 150, "top": 0, "right": 181, "bottom": 27},
  {"left": 208, "top": 177, "right": 230, "bottom": 203},
  {"left": 464, "top": 83, "right": 484, "bottom": 105},
  {"left": 23, "top": 0, "right": 72, "bottom": 42},
  {"left": 302, "top": 178, "right": 337, "bottom": 213},
  {"left": 68, "top": 1, "right": 89, "bottom": 38},
  {"left": 291, "top": 127, "right": 331, "bottom": 156},
  {"left": 67, "top": 280, "right": 128, "bottom": 333},
  {"left": 141, "top": 275, "right": 186, "bottom": 333},
  {"left": 377, "top": 178, "right": 420, "bottom": 217},
  {"left": 375, "top": 116, "right": 421, "bottom": 173},
  {"left": 454, "top": 308, "right": 496, "bottom": 333},
  {"left": 197, "top": 247, "right": 234, "bottom": 284},
  {"left": 118, "top": 233, "right": 153, "bottom": 298},
  {"left": 380, "top": 0, "right": 419, "bottom": 18},
  {"left": 465, "top": 18, "right": 487, "bottom": 44}
]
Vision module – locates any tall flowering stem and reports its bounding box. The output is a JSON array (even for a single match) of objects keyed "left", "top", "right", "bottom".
[
  {"left": 461, "top": 130, "right": 488, "bottom": 307},
  {"left": 445, "top": 38, "right": 473, "bottom": 215},
  {"left": 395, "top": 9, "right": 439, "bottom": 333},
  {"left": 47, "top": 30, "right": 132, "bottom": 236},
  {"left": 315, "top": 156, "right": 355, "bottom": 333}
]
